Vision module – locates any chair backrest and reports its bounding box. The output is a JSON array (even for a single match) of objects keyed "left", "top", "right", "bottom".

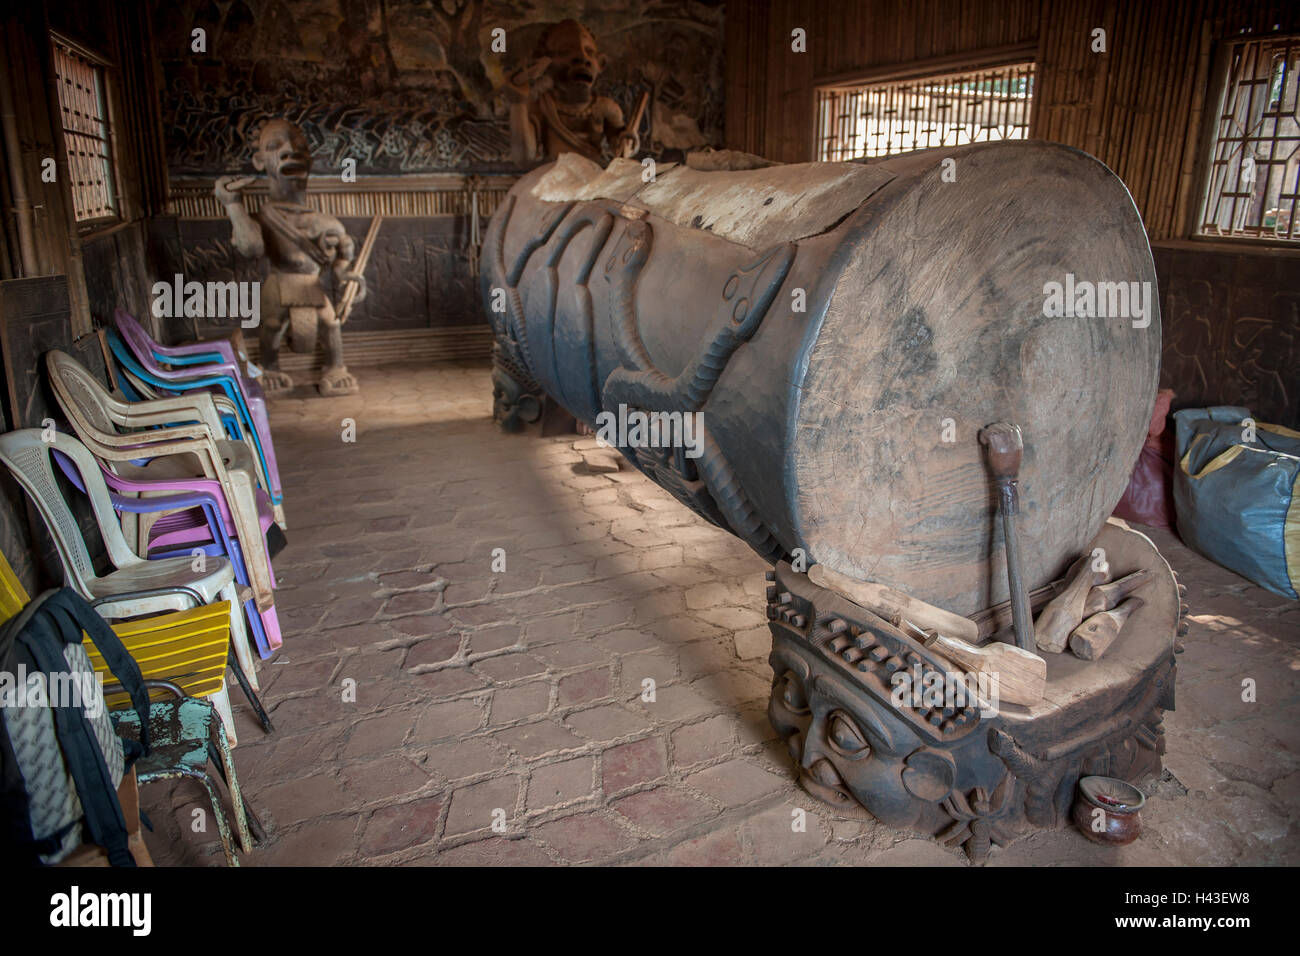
[
  {"left": 105, "top": 330, "right": 165, "bottom": 393},
  {"left": 0, "top": 430, "right": 140, "bottom": 591},
  {"left": 107, "top": 326, "right": 166, "bottom": 383},
  {"left": 112, "top": 309, "right": 159, "bottom": 360},
  {"left": 115, "top": 360, "right": 162, "bottom": 402},
  {"left": 45, "top": 350, "right": 120, "bottom": 439},
  {"left": 0, "top": 548, "right": 32, "bottom": 622}
]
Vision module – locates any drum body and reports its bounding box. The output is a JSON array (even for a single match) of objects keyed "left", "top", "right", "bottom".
[{"left": 481, "top": 141, "right": 1160, "bottom": 614}]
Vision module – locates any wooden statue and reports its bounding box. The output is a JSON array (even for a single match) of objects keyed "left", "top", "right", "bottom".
[
  {"left": 215, "top": 119, "right": 365, "bottom": 396},
  {"left": 505, "top": 19, "right": 641, "bottom": 166}
]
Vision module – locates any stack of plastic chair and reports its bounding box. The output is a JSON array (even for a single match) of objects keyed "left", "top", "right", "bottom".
[
  {"left": 0, "top": 571, "right": 263, "bottom": 862},
  {"left": 51, "top": 447, "right": 282, "bottom": 657},
  {"left": 43, "top": 351, "right": 280, "bottom": 631},
  {"left": 110, "top": 334, "right": 282, "bottom": 530},
  {"left": 110, "top": 309, "right": 284, "bottom": 527},
  {"left": 0, "top": 434, "right": 272, "bottom": 744},
  {"left": 0, "top": 548, "right": 232, "bottom": 718}
]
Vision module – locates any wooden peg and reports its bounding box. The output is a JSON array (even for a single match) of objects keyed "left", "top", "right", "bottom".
[
  {"left": 1069, "top": 598, "right": 1144, "bottom": 661},
  {"left": 1082, "top": 568, "right": 1152, "bottom": 616},
  {"left": 1034, "top": 553, "right": 1110, "bottom": 654}
]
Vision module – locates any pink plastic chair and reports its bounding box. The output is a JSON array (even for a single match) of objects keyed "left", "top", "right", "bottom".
[{"left": 97, "top": 468, "right": 283, "bottom": 654}]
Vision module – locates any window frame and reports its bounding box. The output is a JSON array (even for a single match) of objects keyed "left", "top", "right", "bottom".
[
  {"left": 49, "top": 32, "right": 124, "bottom": 234},
  {"left": 1192, "top": 32, "right": 1300, "bottom": 247},
  {"left": 812, "top": 53, "right": 1037, "bottom": 164}
]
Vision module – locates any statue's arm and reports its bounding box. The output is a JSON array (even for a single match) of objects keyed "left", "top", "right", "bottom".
[
  {"left": 599, "top": 97, "right": 638, "bottom": 158},
  {"left": 331, "top": 224, "right": 366, "bottom": 304},
  {"left": 215, "top": 175, "right": 264, "bottom": 259},
  {"left": 509, "top": 103, "right": 540, "bottom": 165}
]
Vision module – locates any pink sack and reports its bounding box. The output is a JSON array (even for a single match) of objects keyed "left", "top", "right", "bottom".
[{"left": 1112, "top": 389, "right": 1176, "bottom": 527}]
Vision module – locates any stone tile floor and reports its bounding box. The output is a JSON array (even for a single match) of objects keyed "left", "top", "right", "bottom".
[{"left": 140, "top": 363, "right": 1300, "bottom": 866}]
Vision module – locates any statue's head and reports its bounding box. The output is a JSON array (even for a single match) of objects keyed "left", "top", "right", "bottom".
[
  {"left": 253, "top": 119, "right": 311, "bottom": 189},
  {"left": 535, "top": 19, "right": 606, "bottom": 106},
  {"left": 768, "top": 635, "right": 959, "bottom": 829}
]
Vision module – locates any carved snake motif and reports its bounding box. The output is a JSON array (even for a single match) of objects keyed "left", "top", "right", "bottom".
[
  {"left": 603, "top": 239, "right": 798, "bottom": 412},
  {"left": 487, "top": 193, "right": 575, "bottom": 380},
  {"left": 539, "top": 209, "right": 614, "bottom": 416},
  {"left": 600, "top": 222, "right": 797, "bottom": 561}
]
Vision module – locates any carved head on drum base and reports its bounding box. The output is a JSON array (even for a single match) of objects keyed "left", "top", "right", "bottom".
[
  {"left": 768, "top": 614, "right": 1004, "bottom": 837},
  {"left": 492, "top": 367, "right": 542, "bottom": 432}
]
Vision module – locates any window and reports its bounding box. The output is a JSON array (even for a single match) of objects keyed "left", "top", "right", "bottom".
[
  {"left": 1198, "top": 35, "right": 1299, "bottom": 242},
  {"left": 51, "top": 37, "right": 119, "bottom": 226},
  {"left": 815, "top": 61, "right": 1035, "bottom": 162}
]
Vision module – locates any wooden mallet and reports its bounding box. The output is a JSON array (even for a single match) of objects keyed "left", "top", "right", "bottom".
[{"left": 979, "top": 423, "right": 1036, "bottom": 651}]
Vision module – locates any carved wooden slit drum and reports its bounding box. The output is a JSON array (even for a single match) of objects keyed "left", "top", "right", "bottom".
[
  {"left": 482, "top": 141, "right": 1161, "bottom": 614},
  {"left": 481, "top": 141, "right": 1177, "bottom": 860}
]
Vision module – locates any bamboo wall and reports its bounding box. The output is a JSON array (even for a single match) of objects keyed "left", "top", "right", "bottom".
[{"left": 726, "top": 0, "right": 1300, "bottom": 242}]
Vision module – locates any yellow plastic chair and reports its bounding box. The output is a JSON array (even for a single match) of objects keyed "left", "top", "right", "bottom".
[{"left": 0, "top": 551, "right": 239, "bottom": 743}]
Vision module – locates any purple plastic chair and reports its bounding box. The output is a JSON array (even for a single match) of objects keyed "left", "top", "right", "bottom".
[
  {"left": 112, "top": 310, "right": 282, "bottom": 506},
  {"left": 102, "top": 471, "right": 282, "bottom": 654}
]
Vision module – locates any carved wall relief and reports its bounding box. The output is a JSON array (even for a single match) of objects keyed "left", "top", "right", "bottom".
[
  {"left": 154, "top": 1, "right": 725, "bottom": 177},
  {"left": 1154, "top": 244, "right": 1300, "bottom": 427}
]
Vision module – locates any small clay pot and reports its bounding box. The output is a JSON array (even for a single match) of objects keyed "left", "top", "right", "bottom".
[{"left": 1072, "top": 775, "right": 1145, "bottom": 846}]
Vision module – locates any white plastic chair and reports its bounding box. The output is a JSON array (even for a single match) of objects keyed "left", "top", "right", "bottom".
[
  {"left": 44, "top": 350, "right": 278, "bottom": 617},
  {"left": 0, "top": 429, "right": 261, "bottom": 722}
]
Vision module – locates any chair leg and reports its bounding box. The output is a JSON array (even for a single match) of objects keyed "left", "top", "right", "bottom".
[
  {"left": 243, "top": 596, "right": 273, "bottom": 658},
  {"left": 227, "top": 649, "right": 274, "bottom": 734},
  {"left": 222, "top": 475, "right": 277, "bottom": 612},
  {"left": 258, "top": 603, "right": 283, "bottom": 652},
  {"left": 210, "top": 686, "right": 238, "bottom": 749},
  {"left": 219, "top": 581, "right": 260, "bottom": 689},
  {"left": 207, "top": 740, "right": 264, "bottom": 847},
  {"left": 195, "top": 773, "right": 240, "bottom": 866},
  {"left": 207, "top": 721, "right": 254, "bottom": 855}
]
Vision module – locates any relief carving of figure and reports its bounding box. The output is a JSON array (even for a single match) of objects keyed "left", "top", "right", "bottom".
[
  {"left": 505, "top": 19, "right": 640, "bottom": 165},
  {"left": 215, "top": 119, "right": 365, "bottom": 396}
]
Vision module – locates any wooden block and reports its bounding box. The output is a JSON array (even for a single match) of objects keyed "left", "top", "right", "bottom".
[
  {"left": 808, "top": 563, "right": 979, "bottom": 644},
  {"left": 1035, "top": 553, "right": 1110, "bottom": 654},
  {"left": 1069, "top": 598, "right": 1144, "bottom": 661},
  {"left": 1082, "top": 568, "right": 1152, "bottom": 616},
  {"left": 927, "top": 633, "right": 1046, "bottom": 706}
]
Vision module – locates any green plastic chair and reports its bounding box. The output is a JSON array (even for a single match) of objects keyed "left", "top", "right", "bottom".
[{"left": 108, "top": 680, "right": 261, "bottom": 867}]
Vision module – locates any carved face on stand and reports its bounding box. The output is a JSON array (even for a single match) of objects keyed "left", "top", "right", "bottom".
[
  {"left": 491, "top": 363, "right": 542, "bottom": 432},
  {"left": 768, "top": 635, "right": 958, "bottom": 829},
  {"left": 536, "top": 19, "right": 607, "bottom": 107},
  {"left": 253, "top": 119, "right": 312, "bottom": 194}
]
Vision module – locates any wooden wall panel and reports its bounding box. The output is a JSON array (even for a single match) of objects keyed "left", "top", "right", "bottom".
[
  {"left": 1154, "top": 243, "right": 1300, "bottom": 426},
  {"left": 727, "top": 0, "right": 1040, "bottom": 164},
  {"left": 1033, "top": 0, "right": 1300, "bottom": 241},
  {"left": 726, "top": 0, "right": 1300, "bottom": 241}
]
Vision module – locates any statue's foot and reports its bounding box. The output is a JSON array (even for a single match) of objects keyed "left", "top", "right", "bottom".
[
  {"left": 261, "top": 369, "right": 294, "bottom": 392},
  {"left": 318, "top": 365, "right": 359, "bottom": 396}
]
